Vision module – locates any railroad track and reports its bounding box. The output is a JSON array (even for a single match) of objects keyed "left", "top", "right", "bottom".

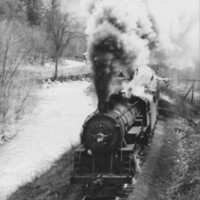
[
  {"left": 81, "top": 184, "right": 134, "bottom": 200},
  {"left": 79, "top": 142, "right": 151, "bottom": 200}
]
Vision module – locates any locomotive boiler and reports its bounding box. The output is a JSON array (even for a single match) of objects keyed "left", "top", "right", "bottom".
[{"left": 70, "top": 92, "right": 158, "bottom": 199}]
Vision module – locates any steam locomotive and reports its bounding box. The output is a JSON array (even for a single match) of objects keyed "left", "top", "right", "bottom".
[{"left": 70, "top": 87, "right": 158, "bottom": 199}]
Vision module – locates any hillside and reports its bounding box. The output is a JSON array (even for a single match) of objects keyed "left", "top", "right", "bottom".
[
  {"left": 7, "top": 89, "right": 200, "bottom": 200},
  {"left": 0, "top": 80, "right": 95, "bottom": 200}
]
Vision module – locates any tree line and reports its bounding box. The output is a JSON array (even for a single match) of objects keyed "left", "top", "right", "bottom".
[
  {"left": 0, "top": 0, "right": 86, "bottom": 80},
  {"left": 0, "top": 0, "right": 86, "bottom": 141}
]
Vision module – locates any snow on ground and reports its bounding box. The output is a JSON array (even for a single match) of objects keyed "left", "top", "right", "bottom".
[
  {"left": 22, "top": 59, "right": 91, "bottom": 79},
  {"left": 43, "top": 59, "right": 85, "bottom": 70},
  {"left": 0, "top": 81, "right": 95, "bottom": 200},
  {"left": 63, "top": 59, "right": 85, "bottom": 67}
]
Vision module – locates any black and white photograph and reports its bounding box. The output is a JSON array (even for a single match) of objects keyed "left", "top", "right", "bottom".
[{"left": 0, "top": 0, "right": 199, "bottom": 200}]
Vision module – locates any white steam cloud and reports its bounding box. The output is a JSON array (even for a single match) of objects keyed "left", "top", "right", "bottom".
[
  {"left": 81, "top": 0, "right": 199, "bottom": 102},
  {"left": 82, "top": 0, "right": 199, "bottom": 69},
  {"left": 147, "top": 0, "right": 199, "bottom": 68},
  {"left": 85, "top": 0, "right": 157, "bottom": 68}
]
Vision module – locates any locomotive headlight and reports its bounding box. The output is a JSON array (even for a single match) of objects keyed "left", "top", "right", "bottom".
[
  {"left": 96, "top": 133, "right": 107, "bottom": 143},
  {"left": 82, "top": 114, "right": 122, "bottom": 152}
]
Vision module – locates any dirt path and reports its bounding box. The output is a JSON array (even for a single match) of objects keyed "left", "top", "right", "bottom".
[
  {"left": 127, "top": 118, "right": 175, "bottom": 200},
  {"left": 0, "top": 81, "right": 95, "bottom": 200}
]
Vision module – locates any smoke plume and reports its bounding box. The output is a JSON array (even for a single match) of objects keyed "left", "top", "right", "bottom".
[
  {"left": 81, "top": 0, "right": 199, "bottom": 102},
  {"left": 147, "top": 0, "right": 199, "bottom": 68}
]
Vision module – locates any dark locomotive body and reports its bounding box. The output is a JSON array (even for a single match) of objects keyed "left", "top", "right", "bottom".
[{"left": 70, "top": 92, "right": 158, "bottom": 199}]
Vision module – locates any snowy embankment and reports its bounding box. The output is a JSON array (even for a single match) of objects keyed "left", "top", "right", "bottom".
[
  {"left": 24, "top": 59, "right": 91, "bottom": 79},
  {"left": 0, "top": 81, "right": 95, "bottom": 200}
]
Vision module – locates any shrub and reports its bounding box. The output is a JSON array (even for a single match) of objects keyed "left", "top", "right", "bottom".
[{"left": 0, "top": 20, "right": 36, "bottom": 142}]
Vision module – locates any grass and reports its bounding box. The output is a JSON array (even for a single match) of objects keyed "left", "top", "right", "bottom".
[
  {"left": 128, "top": 116, "right": 200, "bottom": 200},
  {"left": 128, "top": 117, "right": 179, "bottom": 200},
  {"left": 8, "top": 145, "right": 83, "bottom": 200},
  {"left": 7, "top": 84, "right": 200, "bottom": 200},
  {"left": 128, "top": 87, "right": 200, "bottom": 200},
  {"left": 6, "top": 78, "right": 94, "bottom": 200},
  {"left": 168, "top": 118, "right": 200, "bottom": 200}
]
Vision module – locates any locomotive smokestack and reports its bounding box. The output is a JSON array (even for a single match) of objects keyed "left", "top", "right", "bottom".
[
  {"left": 83, "top": 0, "right": 157, "bottom": 104},
  {"left": 82, "top": 0, "right": 199, "bottom": 102},
  {"left": 98, "top": 101, "right": 108, "bottom": 113}
]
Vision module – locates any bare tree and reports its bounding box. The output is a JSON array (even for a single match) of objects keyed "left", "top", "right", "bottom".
[
  {"left": 0, "top": 20, "right": 34, "bottom": 140},
  {"left": 45, "top": 0, "right": 79, "bottom": 80}
]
